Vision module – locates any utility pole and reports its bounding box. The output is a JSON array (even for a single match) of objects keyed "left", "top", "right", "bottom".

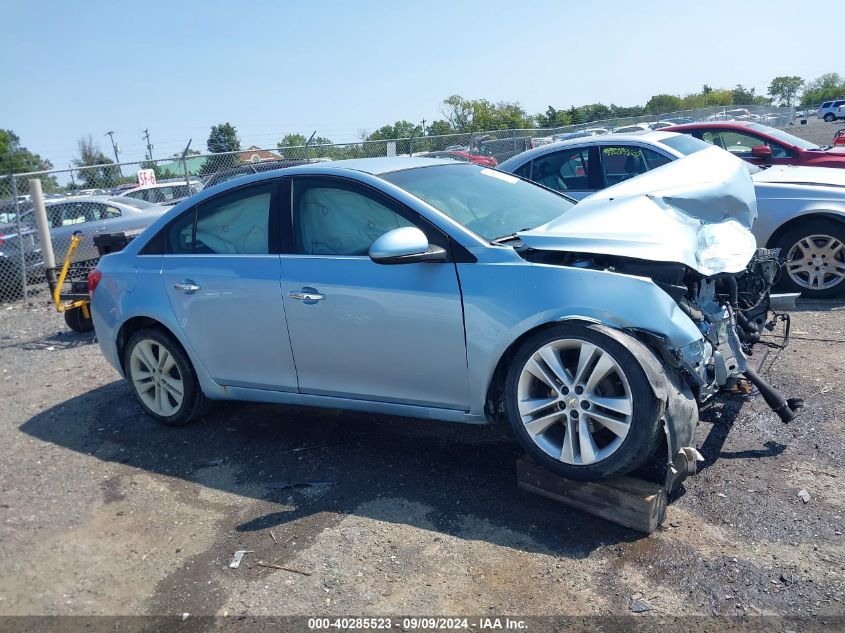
[
  {"left": 142, "top": 129, "right": 154, "bottom": 161},
  {"left": 104, "top": 131, "right": 121, "bottom": 176},
  {"left": 104, "top": 131, "right": 120, "bottom": 164},
  {"left": 421, "top": 119, "right": 427, "bottom": 135},
  {"left": 68, "top": 163, "right": 76, "bottom": 187}
]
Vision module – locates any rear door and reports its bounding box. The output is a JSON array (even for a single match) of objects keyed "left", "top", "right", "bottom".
[
  {"left": 159, "top": 180, "right": 298, "bottom": 391},
  {"left": 597, "top": 144, "right": 672, "bottom": 188}
]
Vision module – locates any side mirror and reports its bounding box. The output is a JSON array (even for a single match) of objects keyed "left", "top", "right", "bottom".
[
  {"left": 751, "top": 145, "right": 772, "bottom": 160},
  {"left": 368, "top": 226, "right": 447, "bottom": 265}
]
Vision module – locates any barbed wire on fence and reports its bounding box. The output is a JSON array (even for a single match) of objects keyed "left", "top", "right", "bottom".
[{"left": 0, "top": 104, "right": 796, "bottom": 304}]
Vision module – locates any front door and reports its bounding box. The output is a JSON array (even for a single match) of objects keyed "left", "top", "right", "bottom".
[
  {"left": 280, "top": 177, "right": 469, "bottom": 409},
  {"left": 160, "top": 181, "right": 298, "bottom": 391}
]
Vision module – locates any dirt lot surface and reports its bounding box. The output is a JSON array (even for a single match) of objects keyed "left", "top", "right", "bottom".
[
  {"left": 0, "top": 300, "right": 843, "bottom": 629},
  {"left": 784, "top": 116, "right": 841, "bottom": 147}
]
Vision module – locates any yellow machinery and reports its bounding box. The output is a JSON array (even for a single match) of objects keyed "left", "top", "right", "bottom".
[{"left": 48, "top": 231, "right": 94, "bottom": 332}]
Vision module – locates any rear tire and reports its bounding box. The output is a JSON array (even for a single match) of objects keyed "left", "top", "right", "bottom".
[
  {"left": 504, "top": 323, "right": 662, "bottom": 481},
  {"left": 64, "top": 306, "right": 94, "bottom": 333},
  {"left": 776, "top": 219, "right": 845, "bottom": 299},
  {"left": 124, "top": 328, "right": 211, "bottom": 426}
]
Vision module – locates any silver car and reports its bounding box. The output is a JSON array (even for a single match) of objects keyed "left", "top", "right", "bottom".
[
  {"left": 44, "top": 196, "right": 169, "bottom": 262},
  {"left": 89, "top": 155, "right": 784, "bottom": 487},
  {"left": 499, "top": 131, "right": 845, "bottom": 298}
]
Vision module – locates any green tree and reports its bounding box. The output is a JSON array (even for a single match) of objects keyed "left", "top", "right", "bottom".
[
  {"left": 0, "top": 129, "right": 58, "bottom": 195},
  {"left": 72, "top": 135, "right": 120, "bottom": 189},
  {"left": 277, "top": 133, "right": 333, "bottom": 150},
  {"left": 426, "top": 120, "right": 453, "bottom": 136},
  {"left": 800, "top": 73, "right": 845, "bottom": 107},
  {"left": 645, "top": 94, "right": 683, "bottom": 114},
  {"left": 767, "top": 76, "right": 804, "bottom": 106},
  {"left": 730, "top": 84, "right": 755, "bottom": 104},
  {"left": 536, "top": 106, "right": 572, "bottom": 128},
  {"left": 440, "top": 95, "right": 532, "bottom": 133},
  {"left": 206, "top": 122, "right": 240, "bottom": 154},
  {"left": 201, "top": 122, "right": 241, "bottom": 175}
]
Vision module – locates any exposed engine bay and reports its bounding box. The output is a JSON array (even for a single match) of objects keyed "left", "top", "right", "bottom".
[{"left": 519, "top": 245, "right": 803, "bottom": 423}]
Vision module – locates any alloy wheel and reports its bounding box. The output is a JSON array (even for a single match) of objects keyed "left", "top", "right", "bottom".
[
  {"left": 129, "top": 339, "right": 184, "bottom": 417},
  {"left": 785, "top": 234, "right": 845, "bottom": 291},
  {"left": 516, "top": 339, "right": 633, "bottom": 465}
]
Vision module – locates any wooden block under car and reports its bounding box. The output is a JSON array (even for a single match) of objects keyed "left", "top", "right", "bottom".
[{"left": 516, "top": 457, "right": 667, "bottom": 534}]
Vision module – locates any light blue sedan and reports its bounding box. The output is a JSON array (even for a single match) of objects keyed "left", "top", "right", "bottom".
[{"left": 89, "top": 156, "right": 759, "bottom": 483}]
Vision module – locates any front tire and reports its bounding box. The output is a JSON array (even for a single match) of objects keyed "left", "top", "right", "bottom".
[
  {"left": 124, "top": 328, "right": 211, "bottom": 426},
  {"left": 504, "top": 323, "right": 662, "bottom": 481},
  {"left": 824, "top": 113, "right": 835, "bottom": 123},
  {"left": 777, "top": 219, "right": 845, "bottom": 298}
]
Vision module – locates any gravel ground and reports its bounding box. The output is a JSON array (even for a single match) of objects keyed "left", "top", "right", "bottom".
[
  {"left": 781, "top": 116, "right": 842, "bottom": 147},
  {"left": 0, "top": 299, "right": 843, "bottom": 629}
]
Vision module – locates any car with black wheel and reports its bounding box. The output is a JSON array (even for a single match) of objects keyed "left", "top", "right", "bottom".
[{"left": 500, "top": 131, "right": 845, "bottom": 298}]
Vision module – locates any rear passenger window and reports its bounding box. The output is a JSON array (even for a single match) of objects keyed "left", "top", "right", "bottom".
[
  {"left": 600, "top": 146, "right": 650, "bottom": 186},
  {"left": 531, "top": 149, "right": 590, "bottom": 192},
  {"left": 165, "top": 183, "right": 275, "bottom": 255}
]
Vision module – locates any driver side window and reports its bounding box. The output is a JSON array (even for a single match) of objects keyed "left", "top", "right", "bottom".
[{"left": 292, "top": 179, "right": 413, "bottom": 256}]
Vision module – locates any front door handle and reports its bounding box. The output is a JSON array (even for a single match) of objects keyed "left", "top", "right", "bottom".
[
  {"left": 173, "top": 280, "right": 201, "bottom": 294},
  {"left": 289, "top": 288, "right": 325, "bottom": 302}
]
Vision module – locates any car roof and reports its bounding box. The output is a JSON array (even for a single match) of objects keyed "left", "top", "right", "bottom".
[
  {"left": 45, "top": 195, "right": 136, "bottom": 205},
  {"left": 123, "top": 181, "right": 191, "bottom": 190},
  {"left": 498, "top": 131, "right": 681, "bottom": 168},
  {"left": 280, "top": 156, "right": 456, "bottom": 175},
  {"left": 666, "top": 121, "right": 756, "bottom": 130}
]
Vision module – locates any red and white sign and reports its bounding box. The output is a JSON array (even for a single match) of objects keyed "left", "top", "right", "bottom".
[{"left": 137, "top": 169, "right": 157, "bottom": 187}]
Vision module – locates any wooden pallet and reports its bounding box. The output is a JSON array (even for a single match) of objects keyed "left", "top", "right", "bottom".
[{"left": 516, "top": 457, "right": 667, "bottom": 534}]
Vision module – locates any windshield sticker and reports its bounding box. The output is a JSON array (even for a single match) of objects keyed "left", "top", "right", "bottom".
[{"left": 480, "top": 168, "right": 519, "bottom": 184}]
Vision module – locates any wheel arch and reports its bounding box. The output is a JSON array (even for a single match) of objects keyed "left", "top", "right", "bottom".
[
  {"left": 765, "top": 212, "right": 845, "bottom": 250},
  {"left": 116, "top": 316, "right": 183, "bottom": 373},
  {"left": 484, "top": 317, "right": 604, "bottom": 419}
]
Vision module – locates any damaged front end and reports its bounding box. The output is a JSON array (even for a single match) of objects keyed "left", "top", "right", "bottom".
[{"left": 515, "top": 149, "right": 803, "bottom": 489}]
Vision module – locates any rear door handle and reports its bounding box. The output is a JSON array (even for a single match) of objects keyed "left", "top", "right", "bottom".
[
  {"left": 173, "top": 280, "right": 201, "bottom": 294},
  {"left": 289, "top": 288, "right": 325, "bottom": 302}
]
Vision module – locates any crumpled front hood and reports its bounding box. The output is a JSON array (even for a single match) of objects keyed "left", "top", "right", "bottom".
[{"left": 518, "top": 147, "right": 758, "bottom": 275}]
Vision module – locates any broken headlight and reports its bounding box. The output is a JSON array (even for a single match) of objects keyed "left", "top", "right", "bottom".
[{"left": 695, "top": 220, "right": 757, "bottom": 276}]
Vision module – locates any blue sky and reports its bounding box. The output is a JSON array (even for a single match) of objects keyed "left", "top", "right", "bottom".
[{"left": 2, "top": 0, "right": 840, "bottom": 170}]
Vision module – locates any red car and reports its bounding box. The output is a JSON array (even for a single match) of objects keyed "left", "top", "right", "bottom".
[
  {"left": 420, "top": 150, "right": 497, "bottom": 167},
  {"left": 834, "top": 129, "right": 845, "bottom": 148},
  {"left": 663, "top": 121, "right": 845, "bottom": 168}
]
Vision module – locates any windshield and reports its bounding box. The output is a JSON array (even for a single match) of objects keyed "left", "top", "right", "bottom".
[
  {"left": 381, "top": 164, "right": 576, "bottom": 241},
  {"left": 747, "top": 123, "right": 820, "bottom": 150},
  {"left": 109, "top": 196, "right": 155, "bottom": 210},
  {"left": 659, "top": 134, "right": 712, "bottom": 156}
]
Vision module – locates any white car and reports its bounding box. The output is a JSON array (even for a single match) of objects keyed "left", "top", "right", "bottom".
[
  {"left": 118, "top": 180, "right": 202, "bottom": 206},
  {"left": 43, "top": 196, "right": 169, "bottom": 262},
  {"left": 818, "top": 100, "right": 845, "bottom": 122},
  {"left": 499, "top": 131, "right": 845, "bottom": 298},
  {"left": 611, "top": 123, "right": 651, "bottom": 134}
]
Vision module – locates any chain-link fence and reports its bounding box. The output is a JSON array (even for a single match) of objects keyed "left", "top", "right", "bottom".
[{"left": 0, "top": 104, "right": 796, "bottom": 304}]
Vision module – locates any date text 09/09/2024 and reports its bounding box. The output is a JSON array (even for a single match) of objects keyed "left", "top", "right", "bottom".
[{"left": 307, "top": 617, "right": 528, "bottom": 630}]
